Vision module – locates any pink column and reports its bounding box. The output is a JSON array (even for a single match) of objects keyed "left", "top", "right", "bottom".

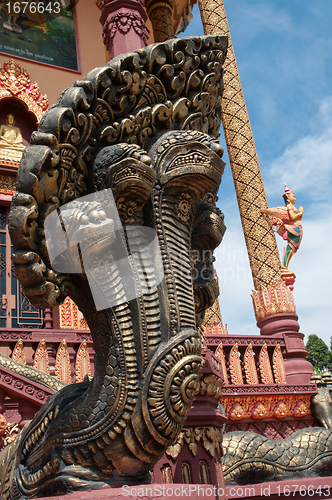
[
  {"left": 258, "top": 313, "right": 313, "bottom": 384},
  {"left": 47, "top": 345, "right": 56, "bottom": 376},
  {"left": 43, "top": 308, "right": 53, "bottom": 329},
  {"left": 100, "top": 0, "right": 149, "bottom": 60},
  {"left": 153, "top": 349, "right": 227, "bottom": 491}
]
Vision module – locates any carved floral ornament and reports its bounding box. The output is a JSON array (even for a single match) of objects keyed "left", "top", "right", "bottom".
[
  {"left": 55, "top": 339, "right": 72, "bottom": 385},
  {"left": 252, "top": 282, "right": 296, "bottom": 321},
  {"left": 0, "top": 60, "right": 48, "bottom": 123},
  {"left": 103, "top": 10, "right": 149, "bottom": 46},
  {"left": 11, "top": 339, "right": 26, "bottom": 365},
  {"left": 223, "top": 394, "right": 311, "bottom": 421},
  {"left": 166, "top": 425, "right": 223, "bottom": 459},
  {"left": 59, "top": 296, "right": 89, "bottom": 330}
]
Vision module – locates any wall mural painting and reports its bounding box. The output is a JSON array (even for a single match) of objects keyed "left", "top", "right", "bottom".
[{"left": 0, "top": 1, "right": 79, "bottom": 71}]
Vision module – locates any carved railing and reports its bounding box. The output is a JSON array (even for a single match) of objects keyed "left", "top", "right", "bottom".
[
  {"left": 205, "top": 334, "right": 316, "bottom": 430},
  {"left": 206, "top": 334, "right": 288, "bottom": 389},
  {"left": 0, "top": 328, "right": 94, "bottom": 449},
  {"left": 205, "top": 334, "right": 316, "bottom": 396}
]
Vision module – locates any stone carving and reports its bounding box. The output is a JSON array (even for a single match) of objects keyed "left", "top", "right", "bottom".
[
  {"left": 3, "top": 422, "right": 20, "bottom": 448},
  {"left": 75, "top": 340, "right": 91, "bottom": 383},
  {"left": 183, "top": 426, "right": 223, "bottom": 457},
  {"left": 223, "top": 384, "right": 316, "bottom": 397},
  {"left": 272, "top": 344, "right": 286, "bottom": 384},
  {"left": 100, "top": 0, "right": 149, "bottom": 58},
  {"left": 311, "top": 372, "right": 332, "bottom": 429},
  {"left": 54, "top": 340, "right": 72, "bottom": 384},
  {"left": 229, "top": 343, "right": 243, "bottom": 385},
  {"left": 0, "top": 174, "right": 16, "bottom": 195},
  {"left": 0, "top": 413, "right": 7, "bottom": 436},
  {"left": 223, "top": 395, "right": 311, "bottom": 422},
  {"left": 1, "top": 35, "right": 227, "bottom": 498},
  {"left": 244, "top": 344, "right": 258, "bottom": 385},
  {"left": 165, "top": 425, "right": 223, "bottom": 460},
  {"left": 251, "top": 281, "right": 296, "bottom": 321},
  {"left": 11, "top": 339, "right": 26, "bottom": 365},
  {"left": 259, "top": 344, "right": 273, "bottom": 384},
  {"left": 33, "top": 340, "right": 50, "bottom": 374},
  {"left": 228, "top": 420, "right": 316, "bottom": 441},
  {"left": 198, "top": 0, "right": 282, "bottom": 291},
  {"left": 200, "top": 295, "right": 228, "bottom": 335},
  {"left": 214, "top": 342, "right": 228, "bottom": 384},
  {"left": 59, "top": 296, "right": 80, "bottom": 329},
  {"left": 59, "top": 296, "right": 89, "bottom": 331},
  {"left": 192, "top": 192, "right": 226, "bottom": 321},
  {"left": 103, "top": 11, "right": 149, "bottom": 46},
  {"left": 146, "top": 0, "right": 174, "bottom": 42},
  {"left": 222, "top": 428, "right": 332, "bottom": 485},
  {"left": 0, "top": 352, "right": 65, "bottom": 393}
]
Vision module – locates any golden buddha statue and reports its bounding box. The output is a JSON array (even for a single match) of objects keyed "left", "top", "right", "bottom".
[{"left": 0, "top": 113, "right": 25, "bottom": 162}]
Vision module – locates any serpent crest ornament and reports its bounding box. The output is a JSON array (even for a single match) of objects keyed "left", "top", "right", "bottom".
[{"left": 0, "top": 36, "right": 228, "bottom": 498}]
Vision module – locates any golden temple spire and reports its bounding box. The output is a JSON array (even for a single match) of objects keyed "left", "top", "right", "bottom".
[{"left": 198, "top": 0, "right": 283, "bottom": 292}]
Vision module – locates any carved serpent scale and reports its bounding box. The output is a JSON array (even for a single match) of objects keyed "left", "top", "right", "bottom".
[
  {"left": 222, "top": 428, "right": 332, "bottom": 485},
  {"left": 0, "top": 36, "right": 228, "bottom": 498}
]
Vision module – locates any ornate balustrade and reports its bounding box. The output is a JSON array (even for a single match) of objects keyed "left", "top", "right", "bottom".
[
  {"left": 0, "top": 328, "right": 94, "bottom": 384},
  {"left": 0, "top": 328, "right": 95, "bottom": 448},
  {"left": 206, "top": 334, "right": 288, "bottom": 390},
  {"left": 205, "top": 334, "right": 317, "bottom": 439}
]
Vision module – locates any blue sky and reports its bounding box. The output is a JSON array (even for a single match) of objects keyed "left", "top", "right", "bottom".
[{"left": 181, "top": 1, "right": 332, "bottom": 347}]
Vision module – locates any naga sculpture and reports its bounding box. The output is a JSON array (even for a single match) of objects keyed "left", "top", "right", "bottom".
[
  {"left": 222, "top": 428, "right": 332, "bottom": 486},
  {"left": 0, "top": 36, "right": 228, "bottom": 498}
]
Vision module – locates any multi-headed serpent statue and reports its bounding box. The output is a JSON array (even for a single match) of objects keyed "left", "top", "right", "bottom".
[{"left": 0, "top": 36, "right": 228, "bottom": 498}]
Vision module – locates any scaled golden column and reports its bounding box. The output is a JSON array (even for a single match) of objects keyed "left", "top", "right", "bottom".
[
  {"left": 146, "top": 0, "right": 174, "bottom": 42},
  {"left": 198, "top": 0, "right": 282, "bottom": 291}
]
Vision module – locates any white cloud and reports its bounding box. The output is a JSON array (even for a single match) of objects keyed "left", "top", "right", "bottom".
[
  {"left": 266, "top": 100, "right": 332, "bottom": 203},
  {"left": 214, "top": 207, "right": 332, "bottom": 347},
  {"left": 279, "top": 216, "right": 332, "bottom": 347}
]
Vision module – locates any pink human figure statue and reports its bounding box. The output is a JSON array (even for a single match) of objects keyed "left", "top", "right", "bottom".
[{"left": 260, "top": 183, "right": 303, "bottom": 270}]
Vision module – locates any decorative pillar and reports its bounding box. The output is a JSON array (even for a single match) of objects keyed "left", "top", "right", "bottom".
[
  {"left": 257, "top": 313, "right": 313, "bottom": 385},
  {"left": 52, "top": 308, "right": 60, "bottom": 329},
  {"left": 145, "top": 0, "right": 174, "bottom": 42},
  {"left": 198, "top": 0, "right": 281, "bottom": 291},
  {"left": 197, "top": 0, "right": 312, "bottom": 383},
  {"left": 46, "top": 345, "right": 56, "bottom": 375},
  {"left": 100, "top": 0, "right": 149, "bottom": 60},
  {"left": 43, "top": 308, "right": 53, "bottom": 329},
  {"left": 153, "top": 349, "right": 227, "bottom": 492}
]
